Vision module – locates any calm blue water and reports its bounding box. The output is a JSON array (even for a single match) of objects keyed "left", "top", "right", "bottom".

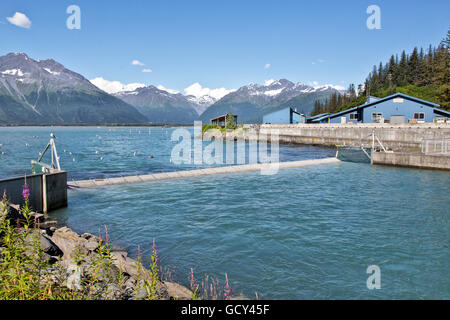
[
  {"left": 1, "top": 127, "right": 449, "bottom": 299},
  {"left": 0, "top": 126, "right": 334, "bottom": 180}
]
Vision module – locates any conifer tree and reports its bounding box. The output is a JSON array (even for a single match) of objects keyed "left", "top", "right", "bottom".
[{"left": 312, "top": 30, "right": 450, "bottom": 113}]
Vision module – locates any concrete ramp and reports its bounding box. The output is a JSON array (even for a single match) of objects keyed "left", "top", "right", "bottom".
[{"left": 68, "top": 157, "right": 340, "bottom": 189}]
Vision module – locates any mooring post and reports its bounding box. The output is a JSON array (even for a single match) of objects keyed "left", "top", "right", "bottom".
[
  {"left": 42, "top": 174, "right": 47, "bottom": 213},
  {"left": 371, "top": 130, "right": 375, "bottom": 165}
]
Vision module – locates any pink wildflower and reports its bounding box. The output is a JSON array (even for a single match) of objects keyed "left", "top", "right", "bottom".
[{"left": 22, "top": 174, "right": 30, "bottom": 199}]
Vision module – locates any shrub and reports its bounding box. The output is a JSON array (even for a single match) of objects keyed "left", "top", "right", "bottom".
[{"left": 202, "top": 124, "right": 223, "bottom": 133}]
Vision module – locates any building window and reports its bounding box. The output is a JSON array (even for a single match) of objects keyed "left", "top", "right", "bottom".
[
  {"left": 372, "top": 113, "right": 383, "bottom": 122},
  {"left": 349, "top": 113, "right": 358, "bottom": 120},
  {"left": 414, "top": 113, "right": 425, "bottom": 120}
]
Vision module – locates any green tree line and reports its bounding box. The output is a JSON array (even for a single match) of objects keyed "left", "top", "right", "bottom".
[{"left": 312, "top": 29, "right": 449, "bottom": 116}]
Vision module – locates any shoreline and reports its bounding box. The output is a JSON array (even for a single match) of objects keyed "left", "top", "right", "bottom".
[
  {"left": 2, "top": 202, "right": 195, "bottom": 300},
  {"left": 0, "top": 124, "right": 194, "bottom": 127}
]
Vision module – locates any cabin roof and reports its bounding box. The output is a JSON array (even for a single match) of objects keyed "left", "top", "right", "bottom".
[{"left": 313, "top": 93, "right": 443, "bottom": 122}]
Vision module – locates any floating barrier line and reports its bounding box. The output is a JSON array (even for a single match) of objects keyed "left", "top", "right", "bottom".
[{"left": 68, "top": 157, "right": 340, "bottom": 189}]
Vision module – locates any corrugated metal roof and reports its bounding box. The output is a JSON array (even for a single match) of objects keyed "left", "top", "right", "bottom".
[
  {"left": 311, "top": 93, "right": 443, "bottom": 122},
  {"left": 307, "top": 113, "right": 331, "bottom": 120}
]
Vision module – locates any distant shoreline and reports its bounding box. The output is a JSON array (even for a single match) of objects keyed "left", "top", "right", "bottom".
[{"left": 0, "top": 123, "right": 194, "bottom": 127}]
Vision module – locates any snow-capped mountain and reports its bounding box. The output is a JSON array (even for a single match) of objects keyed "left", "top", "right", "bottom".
[
  {"left": 200, "top": 79, "right": 345, "bottom": 123},
  {"left": 0, "top": 52, "right": 146, "bottom": 124},
  {"left": 186, "top": 94, "right": 217, "bottom": 114},
  {"left": 233, "top": 79, "right": 313, "bottom": 103},
  {"left": 113, "top": 86, "right": 199, "bottom": 124},
  {"left": 114, "top": 84, "right": 225, "bottom": 120},
  {"left": 229, "top": 79, "right": 345, "bottom": 101},
  {"left": 0, "top": 52, "right": 346, "bottom": 125}
]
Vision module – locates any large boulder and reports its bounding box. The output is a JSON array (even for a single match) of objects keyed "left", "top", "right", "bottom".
[
  {"left": 80, "top": 233, "right": 100, "bottom": 251},
  {"left": 40, "top": 233, "right": 63, "bottom": 257},
  {"left": 111, "top": 251, "right": 143, "bottom": 279},
  {"left": 24, "top": 230, "right": 63, "bottom": 261},
  {"left": 65, "top": 262, "right": 83, "bottom": 291},
  {"left": 163, "top": 281, "right": 193, "bottom": 300},
  {"left": 50, "top": 227, "right": 89, "bottom": 260}
]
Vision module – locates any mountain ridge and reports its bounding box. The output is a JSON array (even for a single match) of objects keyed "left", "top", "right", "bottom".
[
  {"left": 0, "top": 52, "right": 146, "bottom": 124},
  {"left": 199, "top": 79, "right": 344, "bottom": 123},
  {"left": 113, "top": 85, "right": 199, "bottom": 124},
  {"left": 0, "top": 52, "right": 346, "bottom": 125}
]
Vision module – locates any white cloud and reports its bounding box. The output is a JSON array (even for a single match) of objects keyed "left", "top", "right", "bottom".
[
  {"left": 131, "top": 60, "right": 145, "bottom": 66},
  {"left": 184, "top": 83, "right": 235, "bottom": 100},
  {"left": 142, "top": 68, "right": 152, "bottom": 73},
  {"left": 323, "top": 84, "right": 345, "bottom": 91},
  {"left": 312, "top": 59, "right": 325, "bottom": 65},
  {"left": 311, "top": 82, "right": 346, "bottom": 91},
  {"left": 6, "top": 12, "right": 31, "bottom": 29},
  {"left": 157, "top": 85, "right": 179, "bottom": 94},
  {"left": 264, "top": 63, "right": 271, "bottom": 69},
  {"left": 90, "top": 77, "right": 146, "bottom": 94}
]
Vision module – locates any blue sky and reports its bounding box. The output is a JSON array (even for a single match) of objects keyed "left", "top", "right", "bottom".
[{"left": 1, "top": 0, "right": 448, "bottom": 95}]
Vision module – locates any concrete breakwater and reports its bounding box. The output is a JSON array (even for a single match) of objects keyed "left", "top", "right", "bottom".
[
  {"left": 244, "top": 123, "right": 450, "bottom": 151},
  {"left": 68, "top": 158, "right": 340, "bottom": 189},
  {"left": 372, "top": 151, "right": 450, "bottom": 170}
]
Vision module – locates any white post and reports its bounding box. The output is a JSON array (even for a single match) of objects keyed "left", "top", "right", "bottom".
[
  {"left": 42, "top": 174, "right": 47, "bottom": 213},
  {"left": 371, "top": 130, "right": 375, "bottom": 165},
  {"left": 51, "top": 139, "right": 54, "bottom": 169},
  {"left": 51, "top": 138, "right": 61, "bottom": 170}
]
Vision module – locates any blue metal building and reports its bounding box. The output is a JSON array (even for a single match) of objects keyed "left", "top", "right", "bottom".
[
  {"left": 305, "top": 113, "right": 331, "bottom": 123},
  {"left": 311, "top": 93, "right": 450, "bottom": 124},
  {"left": 263, "top": 107, "right": 302, "bottom": 124}
]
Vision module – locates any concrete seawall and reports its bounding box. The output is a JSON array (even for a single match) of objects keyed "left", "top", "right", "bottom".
[
  {"left": 245, "top": 123, "right": 450, "bottom": 151},
  {"left": 68, "top": 157, "right": 340, "bottom": 189},
  {"left": 372, "top": 152, "right": 450, "bottom": 170},
  {"left": 0, "top": 171, "right": 68, "bottom": 213},
  {"left": 0, "top": 174, "right": 43, "bottom": 212}
]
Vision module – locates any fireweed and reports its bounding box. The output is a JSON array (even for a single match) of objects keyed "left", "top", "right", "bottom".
[
  {"left": 188, "top": 268, "right": 237, "bottom": 300},
  {"left": 0, "top": 186, "right": 76, "bottom": 299},
  {"left": 22, "top": 175, "right": 30, "bottom": 200},
  {"left": 0, "top": 186, "right": 159, "bottom": 300},
  {"left": 0, "top": 181, "right": 238, "bottom": 300},
  {"left": 133, "top": 239, "right": 160, "bottom": 300}
]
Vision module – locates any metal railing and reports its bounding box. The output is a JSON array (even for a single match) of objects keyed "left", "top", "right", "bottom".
[{"left": 421, "top": 139, "right": 450, "bottom": 155}]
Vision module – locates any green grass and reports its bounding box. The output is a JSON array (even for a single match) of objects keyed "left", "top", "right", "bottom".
[
  {"left": 201, "top": 124, "right": 224, "bottom": 133},
  {"left": 0, "top": 191, "right": 161, "bottom": 300}
]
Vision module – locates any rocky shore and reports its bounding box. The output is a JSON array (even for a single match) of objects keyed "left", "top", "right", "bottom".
[{"left": 2, "top": 203, "right": 194, "bottom": 300}]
